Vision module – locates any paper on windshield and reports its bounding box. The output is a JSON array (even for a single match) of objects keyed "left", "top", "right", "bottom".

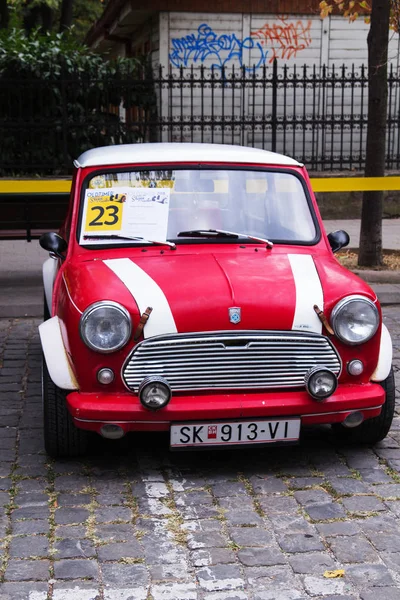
[{"left": 79, "top": 187, "right": 170, "bottom": 245}]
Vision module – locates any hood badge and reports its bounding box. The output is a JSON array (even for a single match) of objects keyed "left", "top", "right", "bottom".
[{"left": 229, "top": 307, "right": 241, "bottom": 325}]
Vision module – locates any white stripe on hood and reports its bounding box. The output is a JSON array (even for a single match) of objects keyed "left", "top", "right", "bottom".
[
  {"left": 104, "top": 258, "right": 177, "bottom": 338},
  {"left": 288, "top": 254, "right": 323, "bottom": 334}
]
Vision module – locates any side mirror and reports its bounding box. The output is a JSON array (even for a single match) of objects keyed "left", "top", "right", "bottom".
[
  {"left": 327, "top": 230, "right": 350, "bottom": 253},
  {"left": 39, "top": 232, "right": 68, "bottom": 260}
]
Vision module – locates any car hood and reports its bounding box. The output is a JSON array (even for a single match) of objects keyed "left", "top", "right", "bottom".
[{"left": 65, "top": 249, "right": 376, "bottom": 339}]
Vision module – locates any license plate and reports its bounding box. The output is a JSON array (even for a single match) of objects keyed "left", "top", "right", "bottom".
[{"left": 170, "top": 418, "right": 301, "bottom": 448}]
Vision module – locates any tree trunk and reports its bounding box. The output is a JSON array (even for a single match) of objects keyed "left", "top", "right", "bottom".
[
  {"left": 59, "top": 0, "right": 74, "bottom": 32},
  {"left": 0, "top": 0, "right": 9, "bottom": 29},
  {"left": 358, "top": 0, "right": 390, "bottom": 267}
]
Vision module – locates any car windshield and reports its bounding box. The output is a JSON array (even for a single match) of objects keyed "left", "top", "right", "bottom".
[{"left": 78, "top": 168, "right": 317, "bottom": 246}]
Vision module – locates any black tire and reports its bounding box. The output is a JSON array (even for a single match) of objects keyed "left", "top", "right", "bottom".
[
  {"left": 332, "top": 367, "right": 396, "bottom": 444},
  {"left": 44, "top": 292, "right": 50, "bottom": 321},
  {"left": 42, "top": 358, "right": 88, "bottom": 458}
]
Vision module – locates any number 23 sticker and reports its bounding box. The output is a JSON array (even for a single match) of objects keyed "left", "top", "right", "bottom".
[{"left": 85, "top": 203, "right": 123, "bottom": 232}]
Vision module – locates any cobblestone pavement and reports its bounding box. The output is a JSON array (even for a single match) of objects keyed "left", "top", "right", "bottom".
[{"left": 0, "top": 309, "right": 399, "bottom": 600}]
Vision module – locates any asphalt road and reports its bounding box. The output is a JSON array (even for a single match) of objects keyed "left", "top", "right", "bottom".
[{"left": 0, "top": 309, "right": 399, "bottom": 600}]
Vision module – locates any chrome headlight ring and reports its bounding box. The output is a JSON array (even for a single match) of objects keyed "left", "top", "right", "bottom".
[
  {"left": 330, "top": 295, "right": 379, "bottom": 345},
  {"left": 80, "top": 301, "right": 132, "bottom": 353}
]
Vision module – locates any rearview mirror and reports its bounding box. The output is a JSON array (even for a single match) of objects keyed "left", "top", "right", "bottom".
[
  {"left": 327, "top": 230, "right": 350, "bottom": 253},
  {"left": 39, "top": 232, "right": 68, "bottom": 260}
]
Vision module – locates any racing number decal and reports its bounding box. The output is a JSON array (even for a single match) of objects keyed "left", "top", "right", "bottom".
[{"left": 85, "top": 202, "right": 123, "bottom": 232}]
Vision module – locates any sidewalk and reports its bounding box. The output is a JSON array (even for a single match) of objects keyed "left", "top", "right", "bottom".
[{"left": 0, "top": 219, "right": 399, "bottom": 317}]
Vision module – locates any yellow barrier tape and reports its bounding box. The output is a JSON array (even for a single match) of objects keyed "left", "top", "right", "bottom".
[
  {"left": 0, "top": 180, "right": 71, "bottom": 193},
  {"left": 1, "top": 177, "right": 400, "bottom": 194},
  {"left": 311, "top": 177, "right": 400, "bottom": 192}
]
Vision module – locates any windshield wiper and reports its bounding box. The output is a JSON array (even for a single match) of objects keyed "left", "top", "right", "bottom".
[
  {"left": 82, "top": 234, "right": 176, "bottom": 249},
  {"left": 177, "top": 229, "right": 273, "bottom": 248}
]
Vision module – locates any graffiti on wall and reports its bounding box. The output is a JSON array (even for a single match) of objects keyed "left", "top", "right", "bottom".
[
  {"left": 169, "top": 23, "right": 267, "bottom": 70},
  {"left": 169, "top": 18, "right": 313, "bottom": 69},
  {"left": 251, "top": 17, "right": 312, "bottom": 63}
]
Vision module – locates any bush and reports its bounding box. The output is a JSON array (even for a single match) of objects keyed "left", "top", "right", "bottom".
[{"left": 0, "top": 29, "right": 156, "bottom": 175}]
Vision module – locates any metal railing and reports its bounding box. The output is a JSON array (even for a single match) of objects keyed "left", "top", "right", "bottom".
[{"left": 1, "top": 61, "right": 400, "bottom": 174}]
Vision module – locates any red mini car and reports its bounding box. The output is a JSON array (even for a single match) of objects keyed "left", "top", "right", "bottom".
[{"left": 39, "top": 143, "right": 394, "bottom": 458}]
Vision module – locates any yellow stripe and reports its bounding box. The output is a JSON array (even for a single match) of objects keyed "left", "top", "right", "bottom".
[
  {"left": 0, "top": 180, "right": 72, "bottom": 193},
  {"left": 1, "top": 176, "right": 400, "bottom": 194},
  {"left": 310, "top": 177, "right": 400, "bottom": 192}
]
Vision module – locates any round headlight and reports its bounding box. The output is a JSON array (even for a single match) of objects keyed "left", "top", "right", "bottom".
[
  {"left": 330, "top": 295, "right": 379, "bottom": 345},
  {"left": 80, "top": 301, "right": 132, "bottom": 353},
  {"left": 305, "top": 366, "right": 338, "bottom": 400},
  {"left": 139, "top": 376, "right": 171, "bottom": 411}
]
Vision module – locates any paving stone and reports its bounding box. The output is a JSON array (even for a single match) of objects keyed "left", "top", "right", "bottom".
[
  {"left": 14, "top": 492, "right": 48, "bottom": 507},
  {"left": 289, "top": 552, "right": 339, "bottom": 574},
  {"left": 328, "top": 535, "right": 379, "bottom": 563},
  {"left": 187, "top": 531, "right": 227, "bottom": 550},
  {"left": 101, "top": 563, "right": 149, "bottom": 587},
  {"left": 277, "top": 533, "right": 324, "bottom": 553},
  {"left": 238, "top": 547, "right": 286, "bottom": 567},
  {"left": 175, "top": 491, "right": 213, "bottom": 506},
  {"left": 304, "top": 502, "right": 347, "bottom": 521},
  {"left": 229, "top": 527, "right": 275, "bottom": 547},
  {"left": 366, "top": 532, "right": 400, "bottom": 552},
  {"left": 269, "top": 514, "right": 315, "bottom": 534},
  {"left": 55, "top": 507, "right": 90, "bottom": 525},
  {"left": 258, "top": 496, "right": 302, "bottom": 515},
  {"left": 11, "top": 505, "right": 50, "bottom": 520},
  {"left": 54, "top": 538, "right": 96, "bottom": 559},
  {"left": 327, "top": 477, "right": 369, "bottom": 495},
  {"left": 9, "top": 534, "right": 49, "bottom": 558},
  {"left": 211, "top": 482, "right": 247, "bottom": 497},
  {"left": 303, "top": 575, "right": 354, "bottom": 596},
  {"left": 249, "top": 476, "right": 287, "bottom": 494},
  {"left": 220, "top": 509, "right": 263, "bottom": 526},
  {"left": 55, "top": 525, "right": 87, "bottom": 539},
  {"left": 54, "top": 559, "right": 98, "bottom": 580},
  {"left": 0, "top": 582, "right": 48, "bottom": 600},
  {"left": 97, "top": 540, "right": 143, "bottom": 561},
  {"left": 94, "top": 523, "right": 133, "bottom": 542},
  {"left": 57, "top": 493, "right": 92, "bottom": 506},
  {"left": 357, "top": 515, "right": 399, "bottom": 534},
  {"left": 196, "top": 564, "right": 244, "bottom": 591},
  {"left": 54, "top": 476, "right": 90, "bottom": 492},
  {"left": 203, "top": 592, "right": 249, "bottom": 600},
  {"left": 316, "top": 521, "right": 360, "bottom": 537},
  {"left": 5, "top": 559, "right": 50, "bottom": 581},
  {"left": 52, "top": 586, "right": 101, "bottom": 599},
  {"left": 373, "top": 484, "right": 400, "bottom": 499},
  {"left": 358, "top": 469, "right": 393, "bottom": 484},
  {"left": 149, "top": 562, "right": 192, "bottom": 581},
  {"left": 346, "top": 563, "right": 394, "bottom": 586},
  {"left": 95, "top": 507, "right": 132, "bottom": 523},
  {"left": 151, "top": 582, "right": 197, "bottom": 600},
  {"left": 190, "top": 547, "right": 236, "bottom": 567},
  {"left": 294, "top": 489, "right": 332, "bottom": 505},
  {"left": 360, "top": 589, "right": 400, "bottom": 600},
  {"left": 342, "top": 495, "right": 386, "bottom": 514},
  {"left": 12, "top": 520, "right": 50, "bottom": 535}
]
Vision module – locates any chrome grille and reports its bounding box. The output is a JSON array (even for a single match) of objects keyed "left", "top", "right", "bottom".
[{"left": 123, "top": 331, "right": 341, "bottom": 392}]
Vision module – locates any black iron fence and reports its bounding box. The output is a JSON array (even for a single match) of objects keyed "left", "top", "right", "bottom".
[{"left": 1, "top": 61, "right": 400, "bottom": 174}]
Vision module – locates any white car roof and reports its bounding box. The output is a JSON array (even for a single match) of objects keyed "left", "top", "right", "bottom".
[{"left": 75, "top": 143, "right": 302, "bottom": 169}]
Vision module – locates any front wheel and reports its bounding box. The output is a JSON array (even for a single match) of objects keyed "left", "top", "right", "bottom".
[
  {"left": 43, "top": 359, "right": 88, "bottom": 458},
  {"left": 332, "top": 367, "right": 396, "bottom": 444}
]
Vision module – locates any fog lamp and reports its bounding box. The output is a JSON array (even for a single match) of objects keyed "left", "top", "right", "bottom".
[
  {"left": 347, "top": 360, "right": 364, "bottom": 376},
  {"left": 139, "top": 376, "right": 171, "bottom": 411},
  {"left": 305, "top": 366, "right": 338, "bottom": 400},
  {"left": 100, "top": 424, "right": 125, "bottom": 439},
  {"left": 342, "top": 411, "right": 364, "bottom": 428},
  {"left": 97, "top": 368, "right": 115, "bottom": 385}
]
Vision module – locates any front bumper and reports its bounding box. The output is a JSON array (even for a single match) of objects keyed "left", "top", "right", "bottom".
[{"left": 67, "top": 383, "right": 385, "bottom": 434}]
